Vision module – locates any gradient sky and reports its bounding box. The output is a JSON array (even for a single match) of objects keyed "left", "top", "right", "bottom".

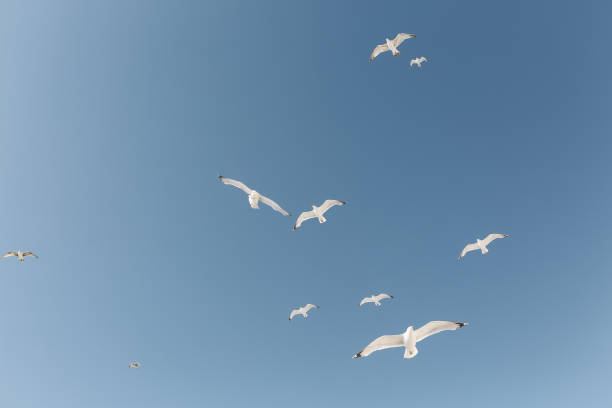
[{"left": 1, "top": 1, "right": 611, "bottom": 407}]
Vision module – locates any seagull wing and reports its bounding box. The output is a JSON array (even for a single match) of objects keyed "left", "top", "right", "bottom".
[
  {"left": 289, "top": 309, "right": 300, "bottom": 320},
  {"left": 459, "top": 243, "right": 479, "bottom": 260},
  {"left": 482, "top": 233, "right": 508, "bottom": 246},
  {"left": 319, "top": 199, "right": 346, "bottom": 215},
  {"left": 304, "top": 304, "right": 319, "bottom": 312},
  {"left": 218, "top": 176, "right": 252, "bottom": 195},
  {"left": 2, "top": 251, "right": 17, "bottom": 258},
  {"left": 369, "top": 44, "right": 389, "bottom": 61},
  {"left": 392, "top": 33, "right": 416, "bottom": 47},
  {"left": 414, "top": 321, "right": 468, "bottom": 343},
  {"left": 359, "top": 297, "right": 373, "bottom": 306},
  {"left": 23, "top": 252, "right": 38, "bottom": 258},
  {"left": 353, "top": 334, "right": 404, "bottom": 358},
  {"left": 259, "top": 194, "right": 290, "bottom": 216},
  {"left": 293, "top": 211, "right": 316, "bottom": 230},
  {"left": 410, "top": 59, "right": 417, "bottom": 67},
  {"left": 374, "top": 293, "right": 393, "bottom": 302}
]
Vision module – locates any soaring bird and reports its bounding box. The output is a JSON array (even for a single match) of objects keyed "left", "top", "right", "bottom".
[
  {"left": 218, "top": 175, "right": 290, "bottom": 216},
  {"left": 369, "top": 33, "right": 416, "bottom": 62},
  {"left": 359, "top": 293, "right": 394, "bottom": 307},
  {"left": 458, "top": 234, "right": 508, "bottom": 260},
  {"left": 128, "top": 362, "right": 140, "bottom": 369},
  {"left": 293, "top": 200, "right": 346, "bottom": 230},
  {"left": 410, "top": 56, "right": 428, "bottom": 68},
  {"left": 289, "top": 304, "right": 320, "bottom": 321},
  {"left": 3, "top": 250, "right": 38, "bottom": 262},
  {"left": 353, "top": 321, "right": 468, "bottom": 359}
]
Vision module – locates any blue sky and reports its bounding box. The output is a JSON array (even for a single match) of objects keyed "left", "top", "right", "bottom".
[{"left": 1, "top": 0, "right": 611, "bottom": 407}]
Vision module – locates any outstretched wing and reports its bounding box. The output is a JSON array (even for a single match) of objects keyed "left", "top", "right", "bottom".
[
  {"left": 319, "top": 200, "right": 346, "bottom": 215},
  {"left": 259, "top": 194, "right": 290, "bottom": 216},
  {"left": 458, "top": 243, "right": 479, "bottom": 260},
  {"left": 392, "top": 33, "right": 416, "bottom": 47},
  {"left": 218, "top": 176, "right": 252, "bottom": 195},
  {"left": 359, "top": 297, "right": 373, "bottom": 306},
  {"left": 304, "top": 304, "right": 320, "bottom": 312},
  {"left": 414, "top": 321, "right": 468, "bottom": 343},
  {"left": 353, "top": 334, "right": 404, "bottom": 358},
  {"left": 23, "top": 252, "right": 38, "bottom": 258},
  {"left": 374, "top": 293, "right": 393, "bottom": 302},
  {"left": 293, "top": 211, "right": 316, "bottom": 230},
  {"left": 369, "top": 44, "right": 389, "bottom": 61},
  {"left": 289, "top": 309, "right": 301, "bottom": 321},
  {"left": 2, "top": 251, "right": 17, "bottom": 258},
  {"left": 482, "top": 233, "right": 508, "bottom": 246}
]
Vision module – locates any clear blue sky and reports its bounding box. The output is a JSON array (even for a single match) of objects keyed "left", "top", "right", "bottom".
[{"left": 1, "top": 1, "right": 611, "bottom": 407}]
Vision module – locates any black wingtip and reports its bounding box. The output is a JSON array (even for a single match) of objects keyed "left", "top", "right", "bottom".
[
  {"left": 353, "top": 352, "right": 362, "bottom": 359},
  {"left": 340, "top": 200, "right": 347, "bottom": 205},
  {"left": 456, "top": 322, "right": 468, "bottom": 328},
  {"left": 390, "top": 295, "right": 394, "bottom": 299}
]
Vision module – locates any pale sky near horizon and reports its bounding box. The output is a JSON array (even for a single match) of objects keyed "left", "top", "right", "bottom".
[{"left": 1, "top": 1, "right": 611, "bottom": 407}]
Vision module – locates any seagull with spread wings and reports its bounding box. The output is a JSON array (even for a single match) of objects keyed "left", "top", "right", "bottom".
[
  {"left": 369, "top": 33, "right": 416, "bottom": 62},
  {"left": 3, "top": 250, "right": 38, "bottom": 262},
  {"left": 458, "top": 234, "right": 508, "bottom": 260},
  {"left": 353, "top": 321, "right": 468, "bottom": 359},
  {"left": 359, "top": 293, "right": 394, "bottom": 307},
  {"left": 289, "top": 304, "right": 320, "bottom": 321},
  {"left": 218, "top": 175, "right": 290, "bottom": 216},
  {"left": 293, "top": 200, "right": 346, "bottom": 230},
  {"left": 410, "top": 56, "right": 428, "bottom": 68}
]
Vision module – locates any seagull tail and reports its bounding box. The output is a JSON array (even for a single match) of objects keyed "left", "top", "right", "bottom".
[{"left": 481, "top": 247, "right": 489, "bottom": 254}]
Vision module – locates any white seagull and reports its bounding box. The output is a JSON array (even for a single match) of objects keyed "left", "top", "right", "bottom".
[
  {"left": 458, "top": 234, "right": 508, "bottom": 260},
  {"left": 369, "top": 33, "right": 416, "bottom": 62},
  {"left": 128, "top": 362, "right": 140, "bottom": 369},
  {"left": 218, "top": 175, "right": 290, "bottom": 216},
  {"left": 410, "top": 56, "right": 428, "bottom": 68},
  {"left": 3, "top": 250, "right": 38, "bottom": 262},
  {"left": 359, "top": 293, "right": 394, "bottom": 307},
  {"left": 353, "top": 321, "right": 468, "bottom": 359},
  {"left": 289, "top": 304, "right": 320, "bottom": 321},
  {"left": 293, "top": 200, "right": 346, "bottom": 230}
]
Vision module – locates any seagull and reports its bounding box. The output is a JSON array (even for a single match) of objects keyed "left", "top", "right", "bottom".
[
  {"left": 353, "top": 321, "right": 468, "bottom": 359},
  {"left": 289, "top": 304, "right": 320, "bottom": 321},
  {"left": 3, "top": 250, "right": 38, "bottom": 262},
  {"left": 359, "top": 293, "right": 394, "bottom": 307},
  {"left": 369, "top": 33, "right": 416, "bottom": 62},
  {"left": 458, "top": 234, "right": 508, "bottom": 260},
  {"left": 410, "top": 56, "right": 428, "bottom": 68},
  {"left": 218, "top": 175, "right": 290, "bottom": 216},
  {"left": 128, "top": 362, "right": 140, "bottom": 369},
  {"left": 293, "top": 200, "right": 346, "bottom": 230}
]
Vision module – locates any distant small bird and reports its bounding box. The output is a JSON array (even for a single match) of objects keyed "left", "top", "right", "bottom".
[
  {"left": 289, "top": 304, "right": 320, "bottom": 321},
  {"left": 128, "top": 362, "right": 140, "bottom": 369},
  {"left": 293, "top": 200, "right": 346, "bottom": 230},
  {"left": 369, "top": 33, "right": 416, "bottom": 62},
  {"left": 359, "top": 293, "right": 394, "bottom": 307},
  {"left": 459, "top": 234, "right": 508, "bottom": 260},
  {"left": 410, "top": 56, "right": 428, "bottom": 68},
  {"left": 3, "top": 250, "right": 38, "bottom": 262},
  {"left": 353, "top": 321, "right": 468, "bottom": 359},
  {"left": 218, "top": 175, "right": 290, "bottom": 216}
]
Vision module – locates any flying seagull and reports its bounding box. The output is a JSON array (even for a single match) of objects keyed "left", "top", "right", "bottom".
[
  {"left": 410, "top": 56, "right": 428, "bottom": 68},
  {"left": 458, "top": 234, "right": 508, "bottom": 260},
  {"left": 359, "top": 293, "right": 394, "bottom": 307},
  {"left": 218, "top": 175, "right": 290, "bottom": 216},
  {"left": 353, "top": 321, "right": 468, "bottom": 359},
  {"left": 128, "top": 362, "right": 140, "bottom": 369},
  {"left": 3, "top": 250, "right": 38, "bottom": 262},
  {"left": 293, "top": 200, "right": 346, "bottom": 230},
  {"left": 289, "top": 304, "right": 320, "bottom": 321},
  {"left": 369, "top": 33, "right": 416, "bottom": 62}
]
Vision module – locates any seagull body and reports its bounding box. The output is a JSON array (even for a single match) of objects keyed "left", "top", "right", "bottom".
[
  {"left": 369, "top": 33, "right": 416, "bottom": 62},
  {"left": 289, "top": 304, "right": 319, "bottom": 321},
  {"left": 128, "top": 362, "right": 140, "bottom": 369},
  {"left": 353, "top": 321, "right": 468, "bottom": 359},
  {"left": 293, "top": 200, "right": 346, "bottom": 230},
  {"left": 459, "top": 234, "right": 508, "bottom": 260},
  {"left": 410, "top": 56, "right": 428, "bottom": 68},
  {"left": 3, "top": 250, "right": 38, "bottom": 262},
  {"left": 218, "top": 175, "right": 290, "bottom": 216},
  {"left": 359, "top": 293, "right": 394, "bottom": 307}
]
